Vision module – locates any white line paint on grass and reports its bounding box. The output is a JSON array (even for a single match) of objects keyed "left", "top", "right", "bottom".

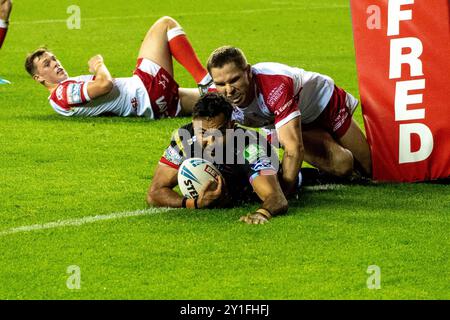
[
  {"left": 0, "top": 207, "right": 171, "bottom": 237},
  {"left": 11, "top": 5, "right": 347, "bottom": 25},
  {"left": 304, "top": 184, "right": 345, "bottom": 191}
]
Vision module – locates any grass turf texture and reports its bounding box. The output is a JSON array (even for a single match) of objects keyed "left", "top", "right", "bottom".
[{"left": 0, "top": 0, "right": 448, "bottom": 299}]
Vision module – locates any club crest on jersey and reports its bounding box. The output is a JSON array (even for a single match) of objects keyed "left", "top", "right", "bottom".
[
  {"left": 56, "top": 85, "right": 64, "bottom": 100},
  {"left": 180, "top": 166, "right": 200, "bottom": 184}
]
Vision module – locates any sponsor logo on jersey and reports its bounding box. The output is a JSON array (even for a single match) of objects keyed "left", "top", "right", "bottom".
[
  {"left": 156, "top": 96, "right": 168, "bottom": 114},
  {"left": 131, "top": 97, "right": 138, "bottom": 109},
  {"left": 267, "top": 83, "right": 286, "bottom": 108},
  {"left": 274, "top": 98, "right": 294, "bottom": 116},
  {"left": 67, "top": 83, "right": 83, "bottom": 104},
  {"left": 244, "top": 144, "right": 265, "bottom": 163},
  {"left": 163, "top": 146, "right": 183, "bottom": 166},
  {"left": 251, "top": 158, "right": 274, "bottom": 172},
  {"left": 181, "top": 166, "right": 201, "bottom": 184}
]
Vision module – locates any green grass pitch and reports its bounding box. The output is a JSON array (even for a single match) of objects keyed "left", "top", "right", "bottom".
[{"left": 0, "top": 0, "right": 448, "bottom": 299}]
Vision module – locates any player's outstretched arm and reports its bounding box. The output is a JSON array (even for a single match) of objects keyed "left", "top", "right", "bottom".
[
  {"left": 240, "top": 174, "right": 288, "bottom": 224},
  {"left": 86, "top": 54, "right": 114, "bottom": 99},
  {"left": 277, "top": 117, "right": 304, "bottom": 196},
  {"left": 147, "top": 164, "right": 185, "bottom": 208}
]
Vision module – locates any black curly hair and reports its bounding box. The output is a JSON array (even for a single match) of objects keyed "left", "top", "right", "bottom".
[{"left": 192, "top": 93, "right": 234, "bottom": 121}]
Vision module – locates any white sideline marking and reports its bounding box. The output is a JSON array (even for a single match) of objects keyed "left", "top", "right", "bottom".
[
  {"left": 304, "top": 184, "right": 345, "bottom": 191},
  {"left": 11, "top": 5, "right": 347, "bottom": 25},
  {"left": 0, "top": 207, "right": 171, "bottom": 237}
]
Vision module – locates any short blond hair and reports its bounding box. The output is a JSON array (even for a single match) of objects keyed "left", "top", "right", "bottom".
[{"left": 207, "top": 46, "right": 248, "bottom": 72}]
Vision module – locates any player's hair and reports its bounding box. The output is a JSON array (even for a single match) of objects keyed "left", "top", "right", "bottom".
[
  {"left": 193, "top": 93, "right": 233, "bottom": 121},
  {"left": 25, "top": 47, "right": 50, "bottom": 76},
  {"left": 207, "top": 46, "right": 248, "bottom": 72}
]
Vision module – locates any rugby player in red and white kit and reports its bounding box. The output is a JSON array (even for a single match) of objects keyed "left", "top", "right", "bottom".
[
  {"left": 207, "top": 46, "right": 372, "bottom": 195},
  {"left": 24, "top": 16, "right": 214, "bottom": 119}
]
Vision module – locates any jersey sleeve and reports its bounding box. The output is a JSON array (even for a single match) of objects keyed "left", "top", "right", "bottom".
[
  {"left": 50, "top": 80, "right": 91, "bottom": 111},
  {"left": 259, "top": 74, "right": 301, "bottom": 129},
  {"left": 159, "top": 129, "right": 187, "bottom": 170},
  {"left": 241, "top": 133, "right": 278, "bottom": 184}
]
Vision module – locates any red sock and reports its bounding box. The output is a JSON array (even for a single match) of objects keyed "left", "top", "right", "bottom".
[
  {"left": 0, "top": 27, "right": 7, "bottom": 49},
  {"left": 167, "top": 27, "right": 208, "bottom": 84}
]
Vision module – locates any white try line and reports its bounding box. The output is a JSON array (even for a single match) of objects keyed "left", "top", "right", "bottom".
[
  {"left": 11, "top": 5, "right": 348, "bottom": 25},
  {"left": 304, "top": 184, "right": 345, "bottom": 191},
  {"left": 0, "top": 207, "right": 172, "bottom": 237}
]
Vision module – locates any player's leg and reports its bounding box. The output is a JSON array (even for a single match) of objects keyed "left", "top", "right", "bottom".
[
  {"left": 302, "top": 128, "right": 354, "bottom": 177},
  {"left": 137, "top": 16, "right": 211, "bottom": 86},
  {"left": 337, "top": 118, "right": 372, "bottom": 177},
  {"left": 178, "top": 88, "right": 200, "bottom": 116},
  {"left": 0, "top": 0, "right": 12, "bottom": 84},
  {"left": 0, "top": 0, "right": 12, "bottom": 49}
]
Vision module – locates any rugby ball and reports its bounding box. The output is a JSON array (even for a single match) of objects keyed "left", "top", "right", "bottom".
[{"left": 178, "top": 158, "right": 223, "bottom": 199}]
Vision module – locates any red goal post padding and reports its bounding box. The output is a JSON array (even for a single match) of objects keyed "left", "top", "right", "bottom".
[{"left": 350, "top": 0, "right": 450, "bottom": 182}]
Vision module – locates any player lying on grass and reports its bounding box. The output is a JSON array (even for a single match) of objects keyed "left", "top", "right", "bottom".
[
  {"left": 207, "top": 46, "right": 372, "bottom": 195},
  {"left": 0, "top": 0, "right": 12, "bottom": 85},
  {"left": 24, "top": 16, "right": 214, "bottom": 118},
  {"left": 147, "top": 93, "right": 289, "bottom": 224}
]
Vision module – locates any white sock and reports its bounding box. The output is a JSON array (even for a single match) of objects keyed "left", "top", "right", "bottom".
[
  {"left": 167, "top": 27, "right": 185, "bottom": 41},
  {"left": 0, "top": 19, "right": 8, "bottom": 29},
  {"left": 198, "top": 73, "right": 212, "bottom": 86}
]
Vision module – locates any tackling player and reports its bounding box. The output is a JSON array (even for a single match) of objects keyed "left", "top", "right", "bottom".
[
  {"left": 24, "top": 16, "right": 214, "bottom": 118},
  {"left": 0, "top": 0, "right": 12, "bottom": 84},
  {"left": 207, "top": 46, "right": 372, "bottom": 195},
  {"left": 147, "top": 93, "right": 288, "bottom": 224}
]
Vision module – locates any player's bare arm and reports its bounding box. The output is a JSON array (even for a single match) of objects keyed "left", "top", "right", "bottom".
[
  {"left": 277, "top": 117, "right": 304, "bottom": 196},
  {"left": 147, "top": 163, "right": 223, "bottom": 209},
  {"left": 86, "top": 54, "right": 114, "bottom": 99},
  {"left": 240, "top": 174, "right": 288, "bottom": 224}
]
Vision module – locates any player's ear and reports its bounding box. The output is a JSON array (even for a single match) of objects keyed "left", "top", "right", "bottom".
[
  {"left": 33, "top": 74, "right": 45, "bottom": 85},
  {"left": 245, "top": 64, "right": 252, "bottom": 78}
]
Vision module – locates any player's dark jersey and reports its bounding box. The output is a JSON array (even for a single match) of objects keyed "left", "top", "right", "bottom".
[{"left": 160, "top": 123, "right": 278, "bottom": 204}]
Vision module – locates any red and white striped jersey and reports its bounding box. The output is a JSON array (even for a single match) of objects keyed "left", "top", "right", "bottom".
[
  {"left": 232, "top": 62, "right": 335, "bottom": 129},
  {"left": 48, "top": 75, "right": 153, "bottom": 118}
]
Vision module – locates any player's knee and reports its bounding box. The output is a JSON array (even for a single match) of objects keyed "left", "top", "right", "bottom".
[
  {"left": 156, "top": 16, "right": 178, "bottom": 29},
  {"left": 331, "top": 150, "right": 354, "bottom": 177}
]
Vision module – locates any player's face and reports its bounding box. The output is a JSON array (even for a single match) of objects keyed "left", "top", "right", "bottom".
[
  {"left": 192, "top": 113, "right": 232, "bottom": 152},
  {"left": 210, "top": 62, "right": 254, "bottom": 107},
  {"left": 33, "top": 52, "right": 68, "bottom": 85}
]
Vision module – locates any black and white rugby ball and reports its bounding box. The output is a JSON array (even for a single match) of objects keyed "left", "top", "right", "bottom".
[{"left": 178, "top": 158, "right": 223, "bottom": 199}]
